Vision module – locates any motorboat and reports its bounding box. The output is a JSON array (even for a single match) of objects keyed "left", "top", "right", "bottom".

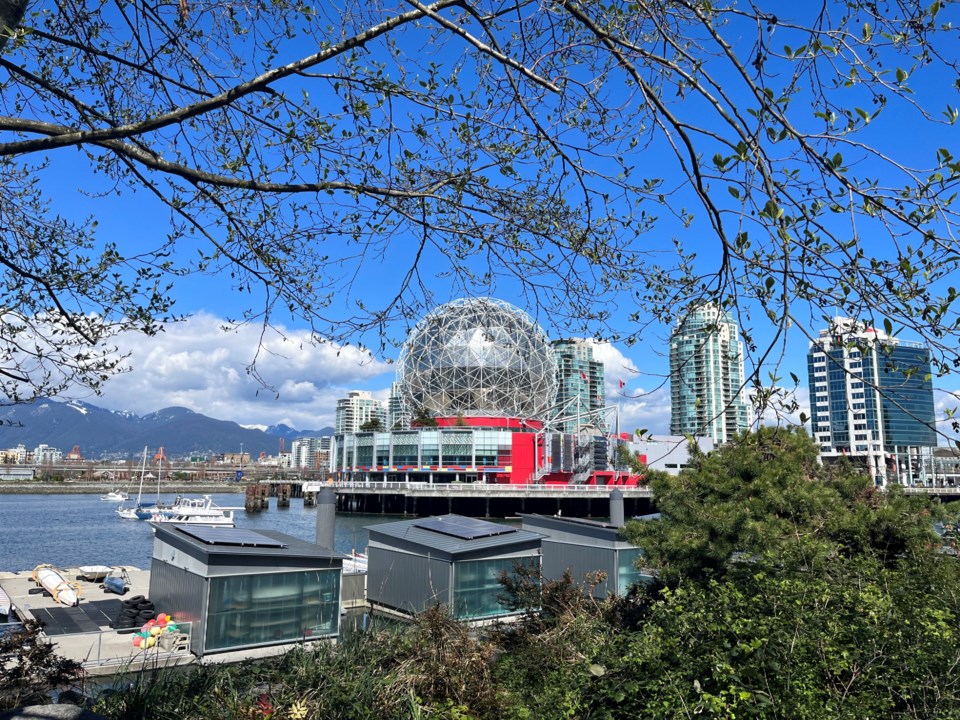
[
  {"left": 153, "top": 495, "right": 242, "bottom": 521},
  {"left": 152, "top": 508, "right": 236, "bottom": 527},
  {"left": 100, "top": 490, "right": 130, "bottom": 502}
]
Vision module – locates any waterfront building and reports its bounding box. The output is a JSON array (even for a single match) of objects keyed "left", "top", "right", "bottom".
[
  {"left": 551, "top": 338, "right": 606, "bottom": 433},
  {"left": 335, "top": 390, "right": 386, "bottom": 433},
  {"left": 806, "top": 317, "right": 936, "bottom": 485},
  {"left": 332, "top": 297, "right": 641, "bottom": 486},
  {"left": 397, "top": 297, "right": 558, "bottom": 421},
  {"left": 621, "top": 433, "right": 715, "bottom": 474},
  {"left": 149, "top": 524, "right": 345, "bottom": 658},
  {"left": 32, "top": 443, "right": 63, "bottom": 465},
  {"left": 521, "top": 513, "right": 651, "bottom": 597},
  {"left": 366, "top": 514, "right": 543, "bottom": 620},
  {"left": 669, "top": 303, "right": 751, "bottom": 444},
  {"left": 290, "top": 436, "right": 332, "bottom": 469}
]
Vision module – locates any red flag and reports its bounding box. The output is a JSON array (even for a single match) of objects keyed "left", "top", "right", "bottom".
[
  {"left": 618, "top": 379, "right": 625, "bottom": 389},
  {"left": 580, "top": 371, "right": 588, "bottom": 380}
]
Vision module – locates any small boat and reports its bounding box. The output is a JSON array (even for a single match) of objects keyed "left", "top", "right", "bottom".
[
  {"left": 153, "top": 495, "right": 243, "bottom": 521},
  {"left": 77, "top": 565, "right": 114, "bottom": 582},
  {"left": 153, "top": 509, "right": 235, "bottom": 527},
  {"left": 0, "top": 585, "right": 12, "bottom": 621},
  {"left": 100, "top": 490, "right": 130, "bottom": 502},
  {"left": 343, "top": 551, "right": 368, "bottom": 575},
  {"left": 31, "top": 564, "right": 81, "bottom": 607},
  {"left": 117, "top": 447, "right": 156, "bottom": 520}
]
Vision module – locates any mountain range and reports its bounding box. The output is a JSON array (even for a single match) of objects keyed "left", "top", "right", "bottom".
[{"left": 0, "top": 399, "right": 333, "bottom": 460}]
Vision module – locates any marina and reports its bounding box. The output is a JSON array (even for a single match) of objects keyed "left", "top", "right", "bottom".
[
  {"left": 0, "top": 492, "right": 392, "bottom": 572},
  {"left": 0, "top": 494, "right": 389, "bottom": 675}
]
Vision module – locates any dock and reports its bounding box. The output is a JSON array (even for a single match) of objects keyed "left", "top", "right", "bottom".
[
  {"left": 0, "top": 567, "right": 196, "bottom": 676},
  {"left": 0, "top": 558, "right": 371, "bottom": 678}
]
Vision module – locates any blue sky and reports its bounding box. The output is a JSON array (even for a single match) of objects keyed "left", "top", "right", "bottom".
[{"left": 19, "top": 1, "right": 960, "bottom": 442}]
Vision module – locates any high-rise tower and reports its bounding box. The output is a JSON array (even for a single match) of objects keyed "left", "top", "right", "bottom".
[
  {"left": 806, "top": 317, "right": 936, "bottom": 485},
  {"left": 334, "top": 390, "right": 386, "bottom": 433},
  {"left": 551, "top": 339, "right": 606, "bottom": 433},
  {"left": 669, "top": 303, "right": 750, "bottom": 444}
]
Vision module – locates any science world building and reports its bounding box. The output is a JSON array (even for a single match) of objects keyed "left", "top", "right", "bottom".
[{"left": 330, "top": 297, "right": 637, "bottom": 486}]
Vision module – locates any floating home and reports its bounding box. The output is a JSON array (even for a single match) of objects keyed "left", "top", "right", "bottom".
[
  {"left": 149, "top": 525, "right": 347, "bottom": 658},
  {"left": 366, "top": 514, "right": 544, "bottom": 621},
  {"left": 519, "top": 513, "right": 652, "bottom": 597}
]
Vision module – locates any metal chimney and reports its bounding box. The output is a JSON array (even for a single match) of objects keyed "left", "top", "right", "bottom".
[
  {"left": 316, "top": 485, "right": 336, "bottom": 550},
  {"left": 609, "top": 487, "right": 625, "bottom": 528}
]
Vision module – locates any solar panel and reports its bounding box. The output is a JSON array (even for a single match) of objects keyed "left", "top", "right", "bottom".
[
  {"left": 179, "top": 526, "right": 288, "bottom": 548},
  {"left": 414, "top": 515, "right": 518, "bottom": 540}
]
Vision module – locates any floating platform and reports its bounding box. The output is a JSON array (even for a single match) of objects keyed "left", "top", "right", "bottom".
[{"left": 0, "top": 567, "right": 194, "bottom": 676}]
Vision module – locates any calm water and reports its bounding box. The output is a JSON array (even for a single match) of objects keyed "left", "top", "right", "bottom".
[{"left": 0, "top": 493, "right": 397, "bottom": 572}]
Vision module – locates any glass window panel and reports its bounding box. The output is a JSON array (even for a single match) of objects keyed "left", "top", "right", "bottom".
[
  {"left": 452, "top": 557, "right": 539, "bottom": 620},
  {"left": 205, "top": 569, "right": 340, "bottom": 652},
  {"left": 617, "top": 548, "right": 651, "bottom": 595}
]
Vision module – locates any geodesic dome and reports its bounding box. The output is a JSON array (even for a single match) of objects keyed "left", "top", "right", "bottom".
[{"left": 397, "top": 297, "right": 558, "bottom": 420}]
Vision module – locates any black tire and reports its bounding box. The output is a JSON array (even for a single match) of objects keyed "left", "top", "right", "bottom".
[
  {"left": 136, "top": 601, "right": 154, "bottom": 611},
  {"left": 137, "top": 610, "right": 156, "bottom": 621},
  {"left": 125, "top": 595, "right": 145, "bottom": 605},
  {"left": 120, "top": 607, "right": 139, "bottom": 618}
]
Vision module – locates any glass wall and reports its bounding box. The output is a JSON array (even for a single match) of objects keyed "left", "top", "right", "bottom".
[
  {"left": 205, "top": 569, "right": 340, "bottom": 652},
  {"left": 453, "top": 556, "right": 539, "bottom": 620},
  {"left": 441, "top": 431, "right": 474, "bottom": 466},
  {"left": 616, "top": 548, "right": 651, "bottom": 595},
  {"left": 391, "top": 432, "right": 420, "bottom": 466},
  {"left": 421, "top": 430, "right": 440, "bottom": 466}
]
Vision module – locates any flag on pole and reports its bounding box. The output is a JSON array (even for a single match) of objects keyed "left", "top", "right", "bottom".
[{"left": 580, "top": 371, "right": 588, "bottom": 380}]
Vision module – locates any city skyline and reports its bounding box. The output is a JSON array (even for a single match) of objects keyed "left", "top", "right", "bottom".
[{"left": 36, "top": 306, "right": 960, "bottom": 447}]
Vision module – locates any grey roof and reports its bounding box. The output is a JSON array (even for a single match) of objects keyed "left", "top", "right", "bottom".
[
  {"left": 367, "top": 514, "right": 544, "bottom": 557},
  {"left": 520, "top": 513, "right": 629, "bottom": 544},
  {"left": 153, "top": 524, "right": 348, "bottom": 563}
]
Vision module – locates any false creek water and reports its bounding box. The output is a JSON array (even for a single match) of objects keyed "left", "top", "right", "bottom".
[{"left": 0, "top": 493, "right": 395, "bottom": 572}]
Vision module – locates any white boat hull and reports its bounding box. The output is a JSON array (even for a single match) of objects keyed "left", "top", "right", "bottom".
[
  {"left": 78, "top": 565, "right": 114, "bottom": 582},
  {"left": 32, "top": 565, "right": 80, "bottom": 607}
]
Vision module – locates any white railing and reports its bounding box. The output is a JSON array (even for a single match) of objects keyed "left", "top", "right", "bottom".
[{"left": 332, "top": 480, "right": 650, "bottom": 494}]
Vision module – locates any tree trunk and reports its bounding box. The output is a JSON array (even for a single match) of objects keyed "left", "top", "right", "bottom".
[{"left": 0, "top": 0, "right": 28, "bottom": 53}]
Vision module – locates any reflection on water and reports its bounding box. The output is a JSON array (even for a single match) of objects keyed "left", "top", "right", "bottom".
[{"left": 0, "top": 493, "right": 397, "bottom": 572}]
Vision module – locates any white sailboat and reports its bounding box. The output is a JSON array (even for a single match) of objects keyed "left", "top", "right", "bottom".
[{"left": 117, "top": 447, "right": 150, "bottom": 520}]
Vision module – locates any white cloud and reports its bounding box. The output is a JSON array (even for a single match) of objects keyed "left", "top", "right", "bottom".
[
  {"left": 617, "top": 386, "right": 672, "bottom": 437},
  {"left": 70, "top": 313, "right": 394, "bottom": 430},
  {"left": 586, "top": 340, "right": 672, "bottom": 436}
]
